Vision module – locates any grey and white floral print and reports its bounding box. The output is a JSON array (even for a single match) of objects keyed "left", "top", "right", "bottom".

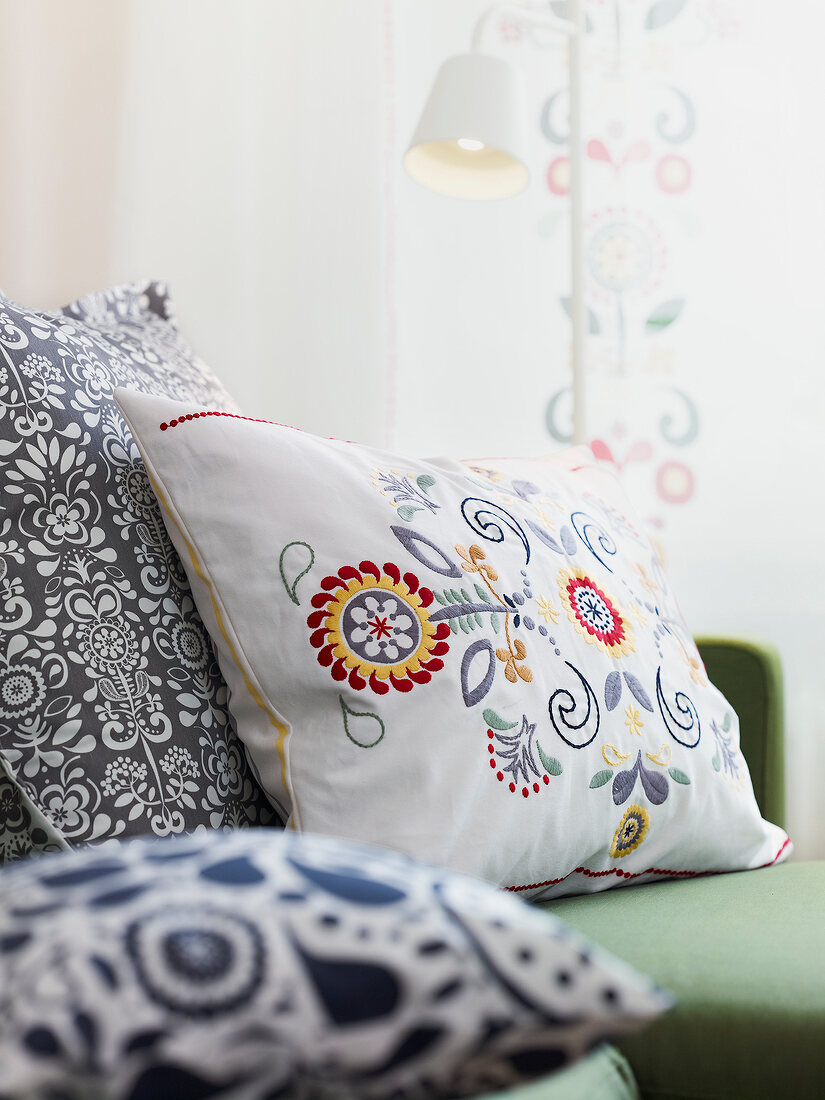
[{"left": 0, "top": 282, "right": 275, "bottom": 862}]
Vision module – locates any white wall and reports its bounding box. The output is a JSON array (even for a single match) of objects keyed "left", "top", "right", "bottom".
[
  {"left": 113, "top": 0, "right": 390, "bottom": 441},
  {"left": 0, "top": 0, "right": 127, "bottom": 306}
]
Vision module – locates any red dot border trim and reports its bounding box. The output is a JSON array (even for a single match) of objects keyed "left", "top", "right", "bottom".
[
  {"left": 159, "top": 410, "right": 282, "bottom": 431},
  {"left": 156, "top": 410, "right": 361, "bottom": 446},
  {"left": 504, "top": 836, "right": 792, "bottom": 894}
]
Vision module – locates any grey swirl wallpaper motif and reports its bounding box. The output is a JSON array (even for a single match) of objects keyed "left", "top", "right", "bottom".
[{"left": 0, "top": 282, "right": 275, "bottom": 862}]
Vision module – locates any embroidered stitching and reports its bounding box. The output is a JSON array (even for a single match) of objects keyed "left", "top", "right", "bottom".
[
  {"left": 485, "top": 715, "right": 562, "bottom": 796},
  {"left": 610, "top": 803, "right": 650, "bottom": 858},
  {"left": 307, "top": 561, "right": 451, "bottom": 695},
  {"left": 159, "top": 410, "right": 283, "bottom": 431},
  {"left": 339, "top": 695, "right": 386, "bottom": 748},
  {"left": 504, "top": 836, "right": 793, "bottom": 893},
  {"left": 279, "top": 541, "right": 315, "bottom": 606},
  {"left": 624, "top": 705, "right": 644, "bottom": 736},
  {"left": 646, "top": 744, "right": 672, "bottom": 766},
  {"left": 602, "top": 744, "right": 631, "bottom": 767},
  {"left": 457, "top": 543, "right": 533, "bottom": 685}
]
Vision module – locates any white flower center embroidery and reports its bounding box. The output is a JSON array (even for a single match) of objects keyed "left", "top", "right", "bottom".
[{"left": 346, "top": 594, "right": 418, "bottom": 663}]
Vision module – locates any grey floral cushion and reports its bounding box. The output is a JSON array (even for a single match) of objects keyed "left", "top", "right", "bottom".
[
  {"left": 0, "top": 282, "right": 274, "bottom": 862},
  {"left": 0, "top": 829, "right": 670, "bottom": 1099}
]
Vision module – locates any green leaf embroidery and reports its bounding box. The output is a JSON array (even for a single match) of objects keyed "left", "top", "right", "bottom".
[
  {"left": 589, "top": 770, "right": 613, "bottom": 789},
  {"left": 490, "top": 612, "right": 501, "bottom": 634},
  {"left": 449, "top": 588, "right": 462, "bottom": 604},
  {"left": 339, "top": 696, "right": 385, "bottom": 748},
  {"left": 279, "top": 541, "right": 315, "bottom": 606},
  {"left": 460, "top": 588, "right": 472, "bottom": 603},
  {"left": 482, "top": 708, "right": 519, "bottom": 731},
  {"left": 473, "top": 612, "right": 483, "bottom": 629},
  {"left": 722, "top": 712, "right": 732, "bottom": 732},
  {"left": 537, "top": 741, "right": 563, "bottom": 776},
  {"left": 712, "top": 751, "right": 721, "bottom": 772},
  {"left": 433, "top": 590, "right": 447, "bottom": 605},
  {"left": 448, "top": 620, "right": 458, "bottom": 635},
  {"left": 416, "top": 473, "right": 436, "bottom": 494},
  {"left": 645, "top": 298, "right": 685, "bottom": 333},
  {"left": 396, "top": 504, "right": 420, "bottom": 522},
  {"left": 457, "top": 616, "right": 470, "bottom": 634},
  {"left": 668, "top": 767, "right": 691, "bottom": 785},
  {"left": 474, "top": 583, "right": 491, "bottom": 604}
]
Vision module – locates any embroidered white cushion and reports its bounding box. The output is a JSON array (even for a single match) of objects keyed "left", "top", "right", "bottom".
[{"left": 115, "top": 390, "right": 790, "bottom": 900}]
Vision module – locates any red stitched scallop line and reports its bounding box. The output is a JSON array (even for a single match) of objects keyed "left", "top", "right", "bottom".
[
  {"left": 156, "top": 412, "right": 360, "bottom": 445},
  {"left": 158, "top": 410, "right": 282, "bottom": 431},
  {"left": 505, "top": 836, "right": 792, "bottom": 894}
]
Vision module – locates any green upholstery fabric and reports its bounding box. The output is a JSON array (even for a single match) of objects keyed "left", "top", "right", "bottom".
[
  {"left": 483, "top": 1045, "right": 639, "bottom": 1100},
  {"left": 545, "top": 861, "right": 825, "bottom": 1099},
  {"left": 695, "top": 636, "right": 786, "bottom": 828}
]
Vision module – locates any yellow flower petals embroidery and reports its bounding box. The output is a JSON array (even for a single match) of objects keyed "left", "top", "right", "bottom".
[
  {"left": 684, "top": 652, "right": 708, "bottom": 687},
  {"left": 532, "top": 507, "right": 556, "bottom": 529},
  {"left": 624, "top": 705, "right": 644, "bottom": 736},
  {"left": 536, "top": 595, "right": 559, "bottom": 625},
  {"left": 610, "top": 803, "right": 650, "bottom": 859},
  {"left": 633, "top": 562, "right": 659, "bottom": 593}
]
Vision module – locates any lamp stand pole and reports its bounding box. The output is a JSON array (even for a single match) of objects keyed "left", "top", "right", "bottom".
[
  {"left": 471, "top": 1, "right": 586, "bottom": 445},
  {"left": 567, "top": 0, "right": 586, "bottom": 445}
]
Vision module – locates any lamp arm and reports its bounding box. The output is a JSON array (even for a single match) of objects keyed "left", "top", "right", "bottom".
[{"left": 471, "top": 3, "right": 577, "bottom": 53}]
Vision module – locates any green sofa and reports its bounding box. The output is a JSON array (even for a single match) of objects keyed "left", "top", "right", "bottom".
[{"left": 489, "top": 637, "right": 822, "bottom": 1100}]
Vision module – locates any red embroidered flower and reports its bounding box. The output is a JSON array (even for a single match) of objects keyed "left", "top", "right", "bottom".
[
  {"left": 307, "top": 561, "right": 450, "bottom": 694},
  {"left": 558, "top": 567, "right": 634, "bottom": 658}
]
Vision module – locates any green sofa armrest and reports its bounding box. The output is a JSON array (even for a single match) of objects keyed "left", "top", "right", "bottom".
[
  {"left": 694, "top": 636, "right": 785, "bottom": 829},
  {"left": 479, "top": 1045, "right": 640, "bottom": 1100}
]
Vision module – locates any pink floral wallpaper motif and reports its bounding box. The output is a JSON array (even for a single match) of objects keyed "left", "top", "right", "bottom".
[{"left": 518, "top": 0, "right": 738, "bottom": 532}]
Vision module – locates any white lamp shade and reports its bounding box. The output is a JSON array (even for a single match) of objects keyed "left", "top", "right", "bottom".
[{"left": 404, "top": 53, "right": 530, "bottom": 200}]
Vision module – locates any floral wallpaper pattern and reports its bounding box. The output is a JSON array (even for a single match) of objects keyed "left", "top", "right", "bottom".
[{"left": 507, "top": 0, "right": 739, "bottom": 533}]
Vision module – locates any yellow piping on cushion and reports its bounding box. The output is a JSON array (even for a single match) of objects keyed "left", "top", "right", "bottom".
[{"left": 145, "top": 468, "right": 292, "bottom": 824}]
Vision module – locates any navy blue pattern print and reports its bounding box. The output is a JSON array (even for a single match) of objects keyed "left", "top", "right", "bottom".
[{"left": 0, "top": 829, "right": 670, "bottom": 1099}]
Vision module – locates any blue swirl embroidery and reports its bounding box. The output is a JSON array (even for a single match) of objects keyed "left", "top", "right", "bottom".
[
  {"left": 655, "top": 666, "right": 700, "bottom": 748},
  {"left": 548, "top": 663, "right": 600, "bottom": 749},
  {"left": 461, "top": 499, "right": 531, "bottom": 564},
  {"left": 570, "top": 512, "right": 617, "bottom": 572}
]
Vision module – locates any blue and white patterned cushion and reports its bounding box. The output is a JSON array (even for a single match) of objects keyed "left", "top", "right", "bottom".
[{"left": 0, "top": 829, "right": 670, "bottom": 1099}]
